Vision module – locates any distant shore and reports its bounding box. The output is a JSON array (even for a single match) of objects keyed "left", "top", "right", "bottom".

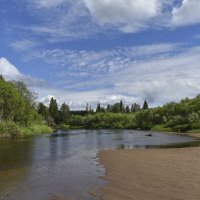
[
  {"left": 148, "top": 130, "right": 200, "bottom": 139},
  {"left": 98, "top": 147, "right": 200, "bottom": 200}
]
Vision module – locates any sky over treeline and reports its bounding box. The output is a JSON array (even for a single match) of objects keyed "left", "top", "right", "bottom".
[{"left": 1, "top": 0, "right": 200, "bottom": 109}]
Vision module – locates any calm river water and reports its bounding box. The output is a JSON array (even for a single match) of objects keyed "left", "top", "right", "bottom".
[{"left": 0, "top": 130, "right": 199, "bottom": 200}]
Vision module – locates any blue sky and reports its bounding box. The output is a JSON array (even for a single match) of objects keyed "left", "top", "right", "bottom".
[{"left": 1, "top": 0, "right": 200, "bottom": 109}]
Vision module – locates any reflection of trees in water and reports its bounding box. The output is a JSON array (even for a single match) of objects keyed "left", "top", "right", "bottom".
[
  {"left": 0, "top": 138, "right": 35, "bottom": 195},
  {"left": 0, "top": 138, "right": 35, "bottom": 171},
  {"left": 49, "top": 136, "right": 71, "bottom": 162}
]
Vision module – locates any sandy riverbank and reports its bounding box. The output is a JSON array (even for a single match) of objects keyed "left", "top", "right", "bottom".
[{"left": 98, "top": 148, "right": 200, "bottom": 200}]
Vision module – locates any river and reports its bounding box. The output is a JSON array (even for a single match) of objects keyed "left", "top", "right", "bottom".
[{"left": 0, "top": 130, "right": 199, "bottom": 200}]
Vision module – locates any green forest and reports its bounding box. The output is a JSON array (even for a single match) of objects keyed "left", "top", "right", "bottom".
[{"left": 1, "top": 75, "right": 200, "bottom": 138}]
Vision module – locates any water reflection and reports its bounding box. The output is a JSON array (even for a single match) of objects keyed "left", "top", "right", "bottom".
[{"left": 0, "top": 130, "right": 199, "bottom": 200}]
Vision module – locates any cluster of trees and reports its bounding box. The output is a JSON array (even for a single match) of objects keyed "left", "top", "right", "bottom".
[
  {"left": 0, "top": 76, "right": 52, "bottom": 137},
  {"left": 38, "top": 98, "right": 70, "bottom": 126},
  {"left": 135, "top": 96, "right": 200, "bottom": 132},
  {"left": 37, "top": 98, "right": 150, "bottom": 129},
  {"left": 0, "top": 76, "right": 40, "bottom": 126},
  {"left": 96, "top": 100, "right": 148, "bottom": 113}
]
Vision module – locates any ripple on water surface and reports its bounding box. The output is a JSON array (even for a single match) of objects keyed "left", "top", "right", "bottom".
[{"left": 0, "top": 130, "right": 199, "bottom": 200}]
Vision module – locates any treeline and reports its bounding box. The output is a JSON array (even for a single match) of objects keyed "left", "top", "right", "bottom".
[
  {"left": 0, "top": 76, "right": 52, "bottom": 137},
  {"left": 38, "top": 93, "right": 200, "bottom": 133},
  {"left": 95, "top": 100, "right": 148, "bottom": 113},
  {"left": 37, "top": 97, "right": 149, "bottom": 129}
]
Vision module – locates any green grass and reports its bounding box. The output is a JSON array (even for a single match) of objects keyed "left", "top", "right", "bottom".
[
  {"left": 151, "top": 125, "right": 173, "bottom": 132},
  {"left": 21, "top": 124, "right": 53, "bottom": 136},
  {"left": 59, "top": 124, "right": 71, "bottom": 131},
  {"left": 0, "top": 120, "right": 53, "bottom": 138},
  {"left": 0, "top": 121, "right": 21, "bottom": 138}
]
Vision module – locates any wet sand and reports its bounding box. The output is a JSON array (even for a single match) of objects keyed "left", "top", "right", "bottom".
[
  {"left": 47, "top": 194, "right": 71, "bottom": 200},
  {"left": 98, "top": 148, "right": 200, "bottom": 200}
]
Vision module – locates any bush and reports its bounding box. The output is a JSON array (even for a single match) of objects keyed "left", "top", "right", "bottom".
[
  {"left": 112, "top": 122, "right": 124, "bottom": 129},
  {"left": 151, "top": 125, "right": 173, "bottom": 132},
  {"left": 59, "top": 124, "right": 70, "bottom": 130},
  {"left": 21, "top": 124, "right": 53, "bottom": 136},
  {"left": 172, "top": 124, "right": 191, "bottom": 132},
  {"left": 191, "top": 122, "right": 200, "bottom": 129},
  {"left": 83, "top": 113, "right": 136, "bottom": 129},
  {"left": 0, "top": 121, "right": 20, "bottom": 137}
]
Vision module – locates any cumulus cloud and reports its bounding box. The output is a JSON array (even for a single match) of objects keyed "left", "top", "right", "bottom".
[
  {"left": 0, "top": 57, "right": 46, "bottom": 88},
  {"left": 3, "top": 0, "right": 200, "bottom": 43},
  {"left": 39, "top": 94, "right": 57, "bottom": 106},
  {"left": 84, "top": 0, "right": 162, "bottom": 33},
  {"left": 83, "top": 0, "right": 200, "bottom": 31},
  {"left": 111, "top": 46, "right": 200, "bottom": 105},
  {"left": 172, "top": 0, "right": 200, "bottom": 26},
  {"left": 6, "top": 0, "right": 200, "bottom": 41},
  {"left": 0, "top": 57, "right": 22, "bottom": 80},
  {"left": 84, "top": 0, "right": 161, "bottom": 27}
]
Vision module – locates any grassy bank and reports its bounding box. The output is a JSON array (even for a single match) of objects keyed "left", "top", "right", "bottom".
[
  {"left": 21, "top": 124, "right": 53, "bottom": 136},
  {"left": 150, "top": 124, "right": 200, "bottom": 139},
  {"left": 0, "top": 121, "right": 21, "bottom": 138},
  {"left": 151, "top": 125, "right": 174, "bottom": 132},
  {"left": 0, "top": 121, "right": 53, "bottom": 138}
]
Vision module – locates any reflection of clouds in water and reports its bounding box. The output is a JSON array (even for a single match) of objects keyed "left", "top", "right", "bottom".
[{"left": 0, "top": 130, "right": 197, "bottom": 200}]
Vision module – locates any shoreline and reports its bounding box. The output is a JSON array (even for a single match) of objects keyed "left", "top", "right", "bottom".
[
  {"left": 98, "top": 147, "right": 200, "bottom": 200},
  {"left": 1, "top": 127, "right": 200, "bottom": 139},
  {"left": 151, "top": 130, "right": 200, "bottom": 139}
]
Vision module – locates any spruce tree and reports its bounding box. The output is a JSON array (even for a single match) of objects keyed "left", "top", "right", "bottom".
[
  {"left": 96, "top": 103, "right": 101, "bottom": 113},
  {"left": 49, "top": 97, "right": 59, "bottom": 123},
  {"left": 125, "top": 105, "right": 130, "bottom": 113},
  {"left": 60, "top": 103, "right": 70, "bottom": 124},
  {"left": 142, "top": 100, "right": 149, "bottom": 110},
  {"left": 120, "top": 100, "right": 125, "bottom": 112}
]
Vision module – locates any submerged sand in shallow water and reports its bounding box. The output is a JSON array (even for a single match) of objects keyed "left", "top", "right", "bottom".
[{"left": 98, "top": 147, "right": 200, "bottom": 200}]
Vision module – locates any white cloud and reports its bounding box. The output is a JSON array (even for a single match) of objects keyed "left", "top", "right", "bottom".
[
  {"left": 39, "top": 95, "right": 57, "bottom": 106},
  {"left": 23, "top": 43, "right": 200, "bottom": 108},
  {"left": 111, "top": 46, "right": 200, "bottom": 105},
  {"left": 0, "top": 57, "right": 46, "bottom": 88},
  {"left": 9, "top": 39, "right": 38, "bottom": 51},
  {"left": 36, "top": 87, "right": 141, "bottom": 110},
  {"left": 3, "top": 43, "right": 200, "bottom": 109},
  {"left": 30, "top": 0, "right": 67, "bottom": 9},
  {"left": 0, "top": 58, "right": 22, "bottom": 80},
  {"left": 172, "top": 0, "right": 200, "bottom": 26},
  {"left": 83, "top": 0, "right": 200, "bottom": 32},
  {"left": 22, "top": 0, "right": 102, "bottom": 41},
  {"left": 29, "top": 43, "right": 179, "bottom": 75},
  {"left": 5, "top": 0, "right": 200, "bottom": 41},
  {"left": 84, "top": 0, "right": 161, "bottom": 26}
]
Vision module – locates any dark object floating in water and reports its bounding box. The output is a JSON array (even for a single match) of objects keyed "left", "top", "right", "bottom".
[
  {"left": 49, "top": 132, "right": 69, "bottom": 137},
  {"left": 146, "top": 133, "right": 153, "bottom": 137}
]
